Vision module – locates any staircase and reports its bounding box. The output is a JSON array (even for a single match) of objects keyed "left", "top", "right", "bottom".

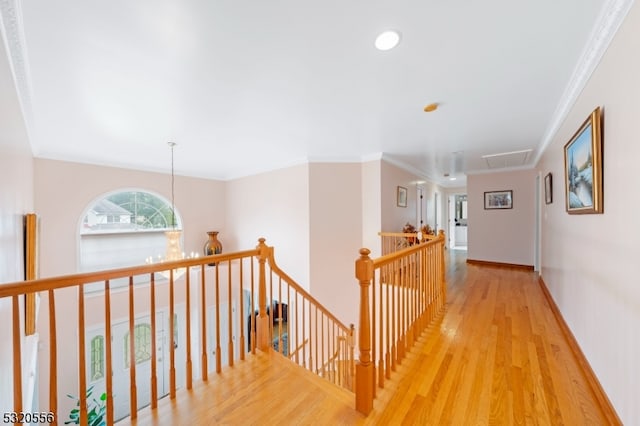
[
  {"left": 117, "top": 349, "right": 362, "bottom": 425},
  {"left": 0, "top": 231, "right": 446, "bottom": 424}
]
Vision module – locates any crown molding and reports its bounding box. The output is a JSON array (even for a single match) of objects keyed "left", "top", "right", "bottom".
[
  {"left": 0, "top": 0, "right": 34, "bottom": 133},
  {"left": 534, "top": 0, "right": 634, "bottom": 167}
]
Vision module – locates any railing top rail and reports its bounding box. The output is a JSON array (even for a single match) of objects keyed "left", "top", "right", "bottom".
[
  {"left": 264, "top": 245, "right": 351, "bottom": 333},
  {"left": 378, "top": 231, "right": 437, "bottom": 239},
  {"left": 372, "top": 232, "right": 444, "bottom": 269},
  {"left": 0, "top": 248, "right": 260, "bottom": 298}
]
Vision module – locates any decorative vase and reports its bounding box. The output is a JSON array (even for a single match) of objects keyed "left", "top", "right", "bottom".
[{"left": 203, "top": 231, "right": 223, "bottom": 266}]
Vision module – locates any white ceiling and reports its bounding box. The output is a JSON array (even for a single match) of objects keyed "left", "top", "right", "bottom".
[{"left": 0, "top": 1, "right": 630, "bottom": 186}]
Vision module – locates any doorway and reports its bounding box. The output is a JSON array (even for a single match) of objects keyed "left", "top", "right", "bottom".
[
  {"left": 449, "top": 193, "right": 468, "bottom": 250},
  {"left": 86, "top": 312, "right": 169, "bottom": 422}
]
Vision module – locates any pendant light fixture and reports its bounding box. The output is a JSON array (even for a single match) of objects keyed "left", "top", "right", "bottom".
[{"left": 146, "top": 142, "right": 198, "bottom": 278}]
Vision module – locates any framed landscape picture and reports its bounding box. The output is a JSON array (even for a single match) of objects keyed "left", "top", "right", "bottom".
[
  {"left": 564, "top": 107, "right": 603, "bottom": 214},
  {"left": 484, "top": 190, "right": 512, "bottom": 210}
]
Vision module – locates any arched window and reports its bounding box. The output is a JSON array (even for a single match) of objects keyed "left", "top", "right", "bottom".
[
  {"left": 90, "top": 335, "right": 105, "bottom": 381},
  {"left": 79, "top": 190, "right": 183, "bottom": 282}
]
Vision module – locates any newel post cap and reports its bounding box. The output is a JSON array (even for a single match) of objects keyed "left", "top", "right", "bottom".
[{"left": 355, "top": 248, "right": 373, "bottom": 282}]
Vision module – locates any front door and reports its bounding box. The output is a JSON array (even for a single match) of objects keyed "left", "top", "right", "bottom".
[{"left": 111, "top": 313, "right": 167, "bottom": 421}]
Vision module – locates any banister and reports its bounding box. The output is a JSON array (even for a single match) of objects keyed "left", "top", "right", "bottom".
[
  {"left": 0, "top": 248, "right": 261, "bottom": 297},
  {"left": 373, "top": 235, "right": 442, "bottom": 269},
  {"left": 264, "top": 245, "right": 351, "bottom": 332},
  {"left": 3, "top": 237, "right": 360, "bottom": 420},
  {"left": 256, "top": 239, "right": 270, "bottom": 351},
  {"left": 355, "top": 248, "right": 374, "bottom": 415},
  {"left": 355, "top": 230, "right": 447, "bottom": 415}
]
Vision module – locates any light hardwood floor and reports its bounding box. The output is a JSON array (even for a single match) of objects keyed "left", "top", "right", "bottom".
[
  {"left": 363, "top": 249, "right": 615, "bottom": 425},
  {"left": 119, "top": 249, "right": 616, "bottom": 425}
]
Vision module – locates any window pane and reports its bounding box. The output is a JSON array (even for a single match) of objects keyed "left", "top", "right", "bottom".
[{"left": 90, "top": 336, "right": 104, "bottom": 381}]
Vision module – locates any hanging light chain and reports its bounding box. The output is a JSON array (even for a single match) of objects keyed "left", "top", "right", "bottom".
[{"left": 168, "top": 141, "right": 177, "bottom": 229}]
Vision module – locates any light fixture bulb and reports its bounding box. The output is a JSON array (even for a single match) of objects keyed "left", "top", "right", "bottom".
[
  {"left": 424, "top": 103, "right": 438, "bottom": 112},
  {"left": 375, "top": 30, "right": 401, "bottom": 51}
]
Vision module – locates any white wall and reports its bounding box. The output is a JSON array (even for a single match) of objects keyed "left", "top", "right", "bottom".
[
  {"left": 361, "top": 160, "right": 382, "bottom": 257},
  {"left": 467, "top": 169, "right": 536, "bottom": 266},
  {"left": 0, "top": 24, "right": 35, "bottom": 414},
  {"left": 33, "top": 158, "right": 223, "bottom": 415},
  {"left": 537, "top": 3, "right": 640, "bottom": 423},
  {"left": 308, "top": 162, "right": 362, "bottom": 327},
  {"left": 224, "top": 163, "right": 311, "bottom": 288},
  {"left": 380, "top": 161, "right": 421, "bottom": 232},
  {"left": 34, "top": 159, "right": 224, "bottom": 277}
]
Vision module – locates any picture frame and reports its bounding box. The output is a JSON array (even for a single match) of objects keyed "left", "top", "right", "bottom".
[
  {"left": 397, "top": 186, "right": 407, "bottom": 208},
  {"left": 544, "top": 173, "right": 553, "bottom": 204},
  {"left": 564, "top": 106, "right": 603, "bottom": 214},
  {"left": 24, "top": 213, "right": 38, "bottom": 336},
  {"left": 484, "top": 190, "right": 513, "bottom": 210}
]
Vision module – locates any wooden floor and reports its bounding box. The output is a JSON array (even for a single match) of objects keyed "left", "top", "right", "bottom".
[
  {"left": 363, "top": 249, "right": 613, "bottom": 425},
  {"left": 118, "top": 349, "right": 363, "bottom": 425},
  {"left": 119, "top": 249, "right": 614, "bottom": 425}
]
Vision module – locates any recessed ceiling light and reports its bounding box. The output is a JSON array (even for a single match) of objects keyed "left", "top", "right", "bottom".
[
  {"left": 449, "top": 177, "right": 457, "bottom": 181},
  {"left": 375, "top": 30, "right": 401, "bottom": 51},
  {"left": 424, "top": 103, "right": 438, "bottom": 112}
]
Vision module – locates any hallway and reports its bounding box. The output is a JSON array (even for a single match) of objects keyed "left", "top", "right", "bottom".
[{"left": 364, "top": 249, "right": 616, "bottom": 425}]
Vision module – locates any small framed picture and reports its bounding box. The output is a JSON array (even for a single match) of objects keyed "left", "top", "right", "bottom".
[
  {"left": 544, "top": 173, "right": 553, "bottom": 204},
  {"left": 397, "top": 186, "right": 407, "bottom": 208},
  {"left": 484, "top": 190, "right": 513, "bottom": 210}
]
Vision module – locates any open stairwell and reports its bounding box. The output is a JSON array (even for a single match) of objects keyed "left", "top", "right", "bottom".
[
  {"left": 1, "top": 231, "right": 447, "bottom": 425},
  {"left": 117, "top": 349, "right": 362, "bottom": 425},
  {"left": 3, "top": 230, "right": 616, "bottom": 424}
]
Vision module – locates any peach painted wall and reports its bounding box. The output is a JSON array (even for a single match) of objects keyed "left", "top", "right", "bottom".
[
  {"left": 0, "top": 27, "right": 35, "bottom": 413},
  {"left": 33, "top": 158, "right": 223, "bottom": 414},
  {"left": 308, "top": 162, "right": 362, "bottom": 327},
  {"left": 361, "top": 160, "right": 382, "bottom": 257},
  {"left": 467, "top": 169, "right": 536, "bottom": 266},
  {"left": 224, "top": 163, "right": 311, "bottom": 289},
  {"left": 381, "top": 161, "right": 419, "bottom": 232},
  {"left": 537, "top": 3, "right": 640, "bottom": 423},
  {"left": 34, "top": 159, "right": 224, "bottom": 277}
]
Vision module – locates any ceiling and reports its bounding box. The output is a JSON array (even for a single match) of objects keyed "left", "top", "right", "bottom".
[{"left": 0, "top": 1, "right": 627, "bottom": 186}]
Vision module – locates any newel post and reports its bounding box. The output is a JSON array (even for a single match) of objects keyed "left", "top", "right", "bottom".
[
  {"left": 355, "top": 248, "right": 374, "bottom": 414},
  {"left": 256, "top": 238, "right": 270, "bottom": 351},
  {"left": 438, "top": 230, "right": 446, "bottom": 297}
]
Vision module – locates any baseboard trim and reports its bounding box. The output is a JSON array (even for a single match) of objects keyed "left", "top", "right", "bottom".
[
  {"left": 538, "top": 276, "right": 622, "bottom": 425},
  {"left": 466, "top": 259, "right": 534, "bottom": 271}
]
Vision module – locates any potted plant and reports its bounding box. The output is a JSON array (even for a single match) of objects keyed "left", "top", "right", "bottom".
[{"left": 64, "top": 385, "right": 107, "bottom": 426}]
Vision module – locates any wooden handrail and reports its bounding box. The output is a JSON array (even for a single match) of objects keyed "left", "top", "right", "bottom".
[
  {"left": 355, "top": 230, "right": 447, "bottom": 414},
  {"left": 288, "top": 338, "right": 310, "bottom": 360},
  {"left": 373, "top": 235, "right": 443, "bottom": 268},
  {"left": 377, "top": 231, "right": 438, "bottom": 240},
  {"left": 264, "top": 245, "right": 351, "bottom": 332},
  {"left": 2, "top": 237, "right": 361, "bottom": 420},
  {"left": 262, "top": 242, "right": 355, "bottom": 390},
  {"left": 0, "top": 242, "right": 272, "bottom": 423},
  {"left": 0, "top": 249, "right": 260, "bottom": 297}
]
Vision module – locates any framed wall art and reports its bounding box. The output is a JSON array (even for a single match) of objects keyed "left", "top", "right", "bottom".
[
  {"left": 544, "top": 173, "right": 553, "bottom": 204},
  {"left": 484, "top": 190, "right": 513, "bottom": 210},
  {"left": 564, "top": 106, "right": 603, "bottom": 214},
  {"left": 397, "top": 186, "right": 407, "bottom": 207}
]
